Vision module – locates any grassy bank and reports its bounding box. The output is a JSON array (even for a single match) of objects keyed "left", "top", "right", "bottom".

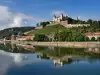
[{"left": 26, "top": 25, "right": 69, "bottom": 35}]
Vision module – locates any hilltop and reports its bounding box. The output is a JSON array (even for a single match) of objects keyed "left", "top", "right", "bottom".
[
  {"left": 25, "top": 13, "right": 100, "bottom": 36},
  {"left": 26, "top": 24, "right": 69, "bottom": 35}
]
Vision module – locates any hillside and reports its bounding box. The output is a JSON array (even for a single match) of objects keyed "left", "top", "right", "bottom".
[
  {"left": 26, "top": 24, "right": 69, "bottom": 35},
  {"left": 0, "top": 27, "right": 35, "bottom": 39}
]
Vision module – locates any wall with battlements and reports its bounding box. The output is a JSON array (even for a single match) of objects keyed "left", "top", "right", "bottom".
[{"left": 52, "top": 21, "right": 90, "bottom": 28}]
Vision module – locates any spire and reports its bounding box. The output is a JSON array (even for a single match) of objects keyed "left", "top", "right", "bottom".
[
  {"left": 54, "top": 14, "right": 56, "bottom": 18},
  {"left": 61, "top": 13, "right": 63, "bottom": 17}
]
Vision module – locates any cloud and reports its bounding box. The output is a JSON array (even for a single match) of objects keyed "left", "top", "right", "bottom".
[{"left": 0, "top": 6, "right": 43, "bottom": 30}]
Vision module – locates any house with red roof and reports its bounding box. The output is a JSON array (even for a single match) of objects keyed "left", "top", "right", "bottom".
[
  {"left": 85, "top": 32, "right": 100, "bottom": 40},
  {"left": 16, "top": 35, "right": 34, "bottom": 41}
]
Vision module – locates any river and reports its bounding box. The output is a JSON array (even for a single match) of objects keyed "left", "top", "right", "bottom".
[{"left": 0, "top": 43, "right": 100, "bottom": 75}]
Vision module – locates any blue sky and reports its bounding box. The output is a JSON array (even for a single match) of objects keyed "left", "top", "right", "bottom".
[{"left": 0, "top": 0, "right": 100, "bottom": 29}]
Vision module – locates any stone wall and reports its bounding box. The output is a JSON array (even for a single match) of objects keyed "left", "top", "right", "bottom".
[
  {"left": 51, "top": 21, "right": 90, "bottom": 28},
  {"left": 18, "top": 42, "right": 100, "bottom": 48}
]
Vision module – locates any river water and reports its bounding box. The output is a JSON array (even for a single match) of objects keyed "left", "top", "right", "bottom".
[{"left": 0, "top": 43, "right": 100, "bottom": 75}]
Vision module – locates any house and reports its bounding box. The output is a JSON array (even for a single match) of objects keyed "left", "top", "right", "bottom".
[
  {"left": 16, "top": 35, "right": 34, "bottom": 41},
  {"left": 85, "top": 32, "right": 100, "bottom": 40}
]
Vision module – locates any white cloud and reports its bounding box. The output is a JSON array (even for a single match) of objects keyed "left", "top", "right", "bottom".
[{"left": 0, "top": 5, "right": 43, "bottom": 30}]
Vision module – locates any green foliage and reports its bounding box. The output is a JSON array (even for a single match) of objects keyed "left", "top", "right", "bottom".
[
  {"left": 54, "top": 31, "right": 85, "bottom": 42},
  {"left": 85, "top": 37, "right": 90, "bottom": 41},
  {"left": 26, "top": 16, "right": 100, "bottom": 42},
  {"left": 40, "top": 21, "right": 50, "bottom": 28},
  {"left": 27, "top": 25, "right": 69, "bottom": 35},
  {"left": 34, "top": 34, "right": 49, "bottom": 41},
  {"left": 91, "top": 37, "right": 96, "bottom": 41},
  {"left": 97, "top": 37, "right": 100, "bottom": 41},
  {"left": 0, "top": 27, "right": 35, "bottom": 39}
]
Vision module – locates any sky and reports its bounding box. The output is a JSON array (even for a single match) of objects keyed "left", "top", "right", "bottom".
[{"left": 0, "top": 0, "right": 100, "bottom": 30}]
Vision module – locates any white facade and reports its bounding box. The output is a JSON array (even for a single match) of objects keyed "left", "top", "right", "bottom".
[
  {"left": 52, "top": 14, "right": 90, "bottom": 28},
  {"left": 85, "top": 32, "right": 100, "bottom": 40},
  {"left": 53, "top": 14, "right": 65, "bottom": 22}
]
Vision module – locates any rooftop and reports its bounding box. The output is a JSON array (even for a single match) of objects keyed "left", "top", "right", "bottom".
[{"left": 85, "top": 32, "right": 100, "bottom": 36}]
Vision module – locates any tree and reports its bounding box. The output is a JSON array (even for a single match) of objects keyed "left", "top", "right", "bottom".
[
  {"left": 91, "top": 37, "right": 96, "bottom": 41},
  {"left": 85, "top": 37, "right": 90, "bottom": 41},
  {"left": 54, "top": 31, "right": 85, "bottom": 42},
  {"left": 34, "top": 34, "right": 49, "bottom": 41},
  {"left": 97, "top": 37, "right": 100, "bottom": 41},
  {"left": 36, "top": 23, "right": 39, "bottom": 27},
  {"left": 40, "top": 21, "right": 50, "bottom": 28},
  {"left": 87, "top": 19, "right": 93, "bottom": 24}
]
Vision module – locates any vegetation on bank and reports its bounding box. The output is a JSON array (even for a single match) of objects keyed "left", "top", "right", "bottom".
[
  {"left": 33, "top": 30, "right": 100, "bottom": 42},
  {"left": 27, "top": 25, "right": 68, "bottom": 35},
  {"left": 0, "top": 15, "right": 100, "bottom": 42},
  {"left": 0, "top": 27, "right": 35, "bottom": 39},
  {"left": 26, "top": 17, "right": 100, "bottom": 42}
]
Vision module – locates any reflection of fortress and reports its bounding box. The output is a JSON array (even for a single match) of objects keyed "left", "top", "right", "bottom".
[
  {"left": 37, "top": 49, "right": 100, "bottom": 67},
  {"left": 53, "top": 56, "right": 72, "bottom": 67}
]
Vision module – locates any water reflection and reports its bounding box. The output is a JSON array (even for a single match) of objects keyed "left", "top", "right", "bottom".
[
  {"left": 0, "top": 50, "right": 41, "bottom": 75},
  {"left": 0, "top": 43, "right": 100, "bottom": 75},
  {"left": 0, "top": 43, "right": 35, "bottom": 53},
  {"left": 35, "top": 46, "right": 100, "bottom": 67}
]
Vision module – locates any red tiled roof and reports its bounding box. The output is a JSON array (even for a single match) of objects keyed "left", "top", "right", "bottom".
[
  {"left": 85, "top": 32, "right": 100, "bottom": 36},
  {"left": 23, "top": 36, "right": 33, "bottom": 39}
]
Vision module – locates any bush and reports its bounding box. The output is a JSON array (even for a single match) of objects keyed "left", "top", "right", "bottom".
[
  {"left": 91, "top": 37, "right": 96, "bottom": 41},
  {"left": 34, "top": 34, "right": 49, "bottom": 42},
  {"left": 97, "top": 37, "right": 100, "bottom": 41}
]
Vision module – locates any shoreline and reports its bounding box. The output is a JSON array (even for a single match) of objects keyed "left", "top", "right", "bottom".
[{"left": 0, "top": 40, "right": 100, "bottom": 48}]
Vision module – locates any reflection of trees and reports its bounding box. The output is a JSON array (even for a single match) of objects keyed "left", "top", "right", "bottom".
[
  {"left": 36, "top": 46, "right": 100, "bottom": 61},
  {"left": 37, "top": 53, "right": 50, "bottom": 60},
  {"left": 36, "top": 47, "right": 86, "bottom": 57},
  {"left": 0, "top": 44, "right": 35, "bottom": 53},
  {"left": 63, "top": 58, "right": 73, "bottom": 64}
]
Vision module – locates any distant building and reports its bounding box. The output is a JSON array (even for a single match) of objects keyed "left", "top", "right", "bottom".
[
  {"left": 85, "top": 32, "right": 100, "bottom": 40},
  {"left": 16, "top": 35, "right": 34, "bottom": 41},
  {"left": 11, "top": 35, "right": 17, "bottom": 40},
  {"left": 52, "top": 13, "right": 90, "bottom": 28},
  {"left": 53, "top": 13, "right": 67, "bottom": 22}
]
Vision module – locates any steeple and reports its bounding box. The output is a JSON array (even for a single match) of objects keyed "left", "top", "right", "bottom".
[
  {"left": 54, "top": 14, "right": 56, "bottom": 18},
  {"left": 61, "top": 13, "right": 64, "bottom": 17}
]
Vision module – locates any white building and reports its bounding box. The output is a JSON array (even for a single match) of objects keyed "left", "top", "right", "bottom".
[
  {"left": 52, "top": 13, "right": 90, "bottom": 28},
  {"left": 53, "top": 13, "right": 66, "bottom": 22},
  {"left": 85, "top": 32, "right": 100, "bottom": 40}
]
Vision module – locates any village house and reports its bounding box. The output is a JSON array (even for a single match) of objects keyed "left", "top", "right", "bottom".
[
  {"left": 16, "top": 35, "right": 34, "bottom": 41},
  {"left": 85, "top": 32, "right": 100, "bottom": 40}
]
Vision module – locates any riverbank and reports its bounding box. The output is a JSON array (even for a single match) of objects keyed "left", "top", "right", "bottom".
[
  {"left": 0, "top": 40, "right": 100, "bottom": 48},
  {"left": 18, "top": 41, "right": 100, "bottom": 48},
  {"left": 1, "top": 40, "right": 100, "bottom": 48}
]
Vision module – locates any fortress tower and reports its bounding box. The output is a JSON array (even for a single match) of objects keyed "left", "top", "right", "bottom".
[{"left": 53, "top": 13, "right": 67, "bottom": 23}]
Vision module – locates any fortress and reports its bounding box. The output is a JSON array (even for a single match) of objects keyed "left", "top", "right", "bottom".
[
  {"left": 36, "top": 13, "right": 90, "bottom": 29},
  {"left": 52, "top": 13, "right": 90, "bottom": 28}
]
